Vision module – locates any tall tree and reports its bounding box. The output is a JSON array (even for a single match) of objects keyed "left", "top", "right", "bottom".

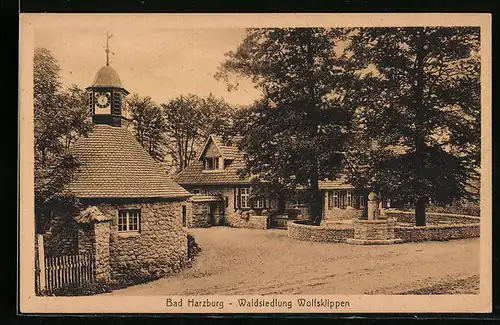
[
  {"left": 34, "top": 48, "right": 92, "bottom": 231},
  {"left": 346, "top": 27, "right": 480, "bottom": 225},
  {"left": 216, "top": 28, "right": 354, "bottom": 224},
  {"left": 127, "top": 94, "right": 167, "bottom": 161},
  {"left": 162, "top": 94, "right": 234, "bottom": 173}
]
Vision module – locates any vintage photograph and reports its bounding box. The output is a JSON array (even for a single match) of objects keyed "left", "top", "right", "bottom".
[{"left": 19, "top": 14, "right": 491, "bottom": 313}]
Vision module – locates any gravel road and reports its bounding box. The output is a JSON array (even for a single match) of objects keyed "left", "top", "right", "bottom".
[{"left": 108, "top": 227, "right": 480, "bottom": 295}]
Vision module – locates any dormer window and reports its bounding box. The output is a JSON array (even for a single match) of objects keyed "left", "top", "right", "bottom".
[{"left": 203, "top": 157, "right": 220, "bottom": 170}]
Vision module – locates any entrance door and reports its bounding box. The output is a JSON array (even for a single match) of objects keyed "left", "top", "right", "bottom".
[{"left": 208, "top": 204, "right": 215, "bottom": 225}]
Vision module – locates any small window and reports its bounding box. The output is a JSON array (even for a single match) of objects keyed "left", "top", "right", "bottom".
[
  {"left": 224, "top": 197, "right": 229, "bottom": 208},
  {"left": 347, "top": 191, "right": 353, "bottom": 208},
  {"left": 333, "top": 191, "right": 339, "bottom": 208},
  {"left": 255, "top": 198, "right": 264, "bottom": 208},
  {"left": 118, "top": 209, "right": 140, "bottom": 232},
  {"left": 360, "top": 195, "right": 365, "bottom": 209},
  {"left": 204, "top": 157, "right": 220, "bottom": 170},
  {"left": 339, "top": 191, "right": 346, "bottom": 209},
  {"left": 239, "top": 188, "right": 251, "bottom": 208},
  {"left": 192, "top": 189, "right": 201, "bottom": 194}
]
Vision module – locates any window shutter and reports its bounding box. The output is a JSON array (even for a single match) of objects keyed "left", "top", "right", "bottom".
[
  {"left": 88, "top": 91, "right": 94, "bottom": 114},
  {"left": 112, "top": 92, "right": 122, "bottom": 115},
  {"left": 234, "top": 188, "right": 237, "bottom": 209}
]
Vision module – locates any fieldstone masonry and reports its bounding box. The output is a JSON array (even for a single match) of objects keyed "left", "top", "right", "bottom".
[
  {"left": 346, "top": 192, "right": 403, "bottom": 245},
  {"left": 189, "top": 203, "right": 213, "bottom": 228},
  {"left": 288, "top": 221, "right": 354, "bottom": 242},
  {"left": 225, "top": 209, "right": 269, "bottom": 230},
  {"left": 97, "top": 200, "right": 189, "bottom": 282},
  {"left": 93, "top": 220, "right": 111, "bottom": 280}
]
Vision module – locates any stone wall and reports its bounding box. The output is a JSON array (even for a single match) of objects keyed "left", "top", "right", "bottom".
[
  {"left": 287, "top": 220, "right": 354, "bottom": 243},
  {"left": 394, "top": 224, "right": 480, "bottom": 242},
  {"left": 225, "top": 210, "right": 269, "bottom": 230},
  {"left": 386, "top": 210, "right": 480, "bottom": 225},
  {"left": 288, "top": 218, "right": 479, "bottom": 244},
  {"left": 94, "top": 199, "right": 189, "bottom": 283},
  {"left": 352, "top": 218, "right": 396, "bottom": 241},
  {"left": 323, "top": 207, "right": 363, "bottom": 221},
  {"left": 189, "top": 202, "right": 212, "bottom": 228}
]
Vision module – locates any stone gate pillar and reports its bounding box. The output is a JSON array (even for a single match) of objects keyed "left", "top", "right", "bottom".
[
  {"left": 379, "top": 200, "right": 386, "bottom": 217},
  {"left": 93, "top": 220, "right": 111, "bottom": 281},
  {"left": 367, "top": 192, "right": 379, "bottom": 220}
]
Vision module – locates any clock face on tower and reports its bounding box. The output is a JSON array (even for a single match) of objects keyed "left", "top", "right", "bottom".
[{"left": 94, "top": 92, "right": 111, "bottom": 114}]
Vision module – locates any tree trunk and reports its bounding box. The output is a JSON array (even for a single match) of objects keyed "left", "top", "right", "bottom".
[
  {"left": 278, "top": 192, "right": 286, "bottom": 213},
  {"left": 304, "top": 30, "right": 323, "bottom": 225},
  {"left": 309, "top": 166, "right": 323, "bottom": 225},
  {"left": 415, "top": 196, "right": 427, "bottom": 226}
]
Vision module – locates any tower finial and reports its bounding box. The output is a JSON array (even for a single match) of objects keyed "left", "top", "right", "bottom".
[{"left": 105, "top": 33, "right": 113, "bottom": 66}]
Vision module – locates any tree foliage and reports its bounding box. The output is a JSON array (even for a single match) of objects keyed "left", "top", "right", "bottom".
[
  {"left": 127, "top": 94, "right": 167, "bottom": 162},
  {"left": 162, "top": 94, "right": 234, "bottom": 173},
  {"left": 217, "top": 28, "right": 354, "bottom": 224},
  {"left": 345, "top": 27, "right": 481, "bottom": 225},
  {"left": 34, "top": 48, "right": 92, "bottom": 230}
]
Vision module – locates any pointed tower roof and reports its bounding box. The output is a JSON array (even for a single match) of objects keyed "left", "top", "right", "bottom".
[
  {"left": 91, "top": 65, "right": 125, "bottom": 89},
  {"left": 88, "top": 33, "right": 129, "bottom": 93},
  {"left": 67, "top": 124, "right": 191, "bottom": 199}
]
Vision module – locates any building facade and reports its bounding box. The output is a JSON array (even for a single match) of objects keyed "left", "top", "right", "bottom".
[
  {"left": 175, "top": 135, "right": 276, "bottom": 229},
  {"left": 319, "top": 179, "right": 368, "bottom": 222}
]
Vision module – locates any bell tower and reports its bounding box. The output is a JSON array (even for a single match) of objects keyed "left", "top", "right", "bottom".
[{"left": 86, "top": 33, "right": 130, "bottom": 127}]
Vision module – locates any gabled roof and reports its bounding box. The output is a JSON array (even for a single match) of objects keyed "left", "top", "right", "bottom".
[
  {"left": 176, "top": 136, "right": 250, "bottom": 185},
  {"left": 197, "top": 135, "right": 237, "bottom": 160},
  {"left": 67, "top": 124, "right": 191, "bottom": 199}
]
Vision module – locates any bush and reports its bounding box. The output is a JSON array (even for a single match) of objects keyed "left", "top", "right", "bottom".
[
  {"left": 427, "top": 200, "right": 480, "bottom": 216},
  {"left": 188, "top": 233, "right": 202, "bottom": 259}
]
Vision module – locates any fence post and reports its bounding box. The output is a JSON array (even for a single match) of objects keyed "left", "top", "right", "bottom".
[{"left": 36, "top": 234, "right": 46, "bottom": 291}]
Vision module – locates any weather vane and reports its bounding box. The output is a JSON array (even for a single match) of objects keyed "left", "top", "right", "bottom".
[{"left": 105, "top": 33, "right": 114, "bottom": 66}]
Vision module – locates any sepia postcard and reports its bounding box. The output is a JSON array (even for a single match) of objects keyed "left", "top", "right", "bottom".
[{"left": 19, "top": 13, "right": 492, "bottom": 314}]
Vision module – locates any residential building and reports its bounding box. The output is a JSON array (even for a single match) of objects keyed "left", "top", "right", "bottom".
[{"left": 175, "top": 135, "right": 276, "bottom": 229}]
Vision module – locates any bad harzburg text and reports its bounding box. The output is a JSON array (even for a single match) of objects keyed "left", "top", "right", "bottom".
[{"left": 165, "top": 298, "right": 350, "bottom": 310}]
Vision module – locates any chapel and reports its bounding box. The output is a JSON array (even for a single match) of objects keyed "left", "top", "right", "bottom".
[{"left": 43, "top": 37, "right": 193, "bottom": 282}]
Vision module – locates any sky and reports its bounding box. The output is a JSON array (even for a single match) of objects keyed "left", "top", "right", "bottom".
[{"left": 34, "top": 28, "right": 262, "bottom": 107}]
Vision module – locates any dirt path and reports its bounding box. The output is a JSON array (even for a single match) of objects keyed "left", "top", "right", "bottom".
[{"left": 107, "top": 227, "right": 480, "bottom": 295}]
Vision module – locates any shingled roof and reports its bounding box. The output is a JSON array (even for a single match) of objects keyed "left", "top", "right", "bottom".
[
  {"left": 197, "top": 135, "right": 237, "bottom": 160},
  {"left": 318, "top": 177, "right": 355, "bottom": 190},
  {"left": 175, "top": 136, "right": 250, "bottom": 185},
  {"left": 67, "top": 124, "right": 191, "bottom": 199}
]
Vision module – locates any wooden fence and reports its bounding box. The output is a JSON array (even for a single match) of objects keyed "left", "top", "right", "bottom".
[{"left": 35, "top": 235, "right": 95, "bottom": 294}]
